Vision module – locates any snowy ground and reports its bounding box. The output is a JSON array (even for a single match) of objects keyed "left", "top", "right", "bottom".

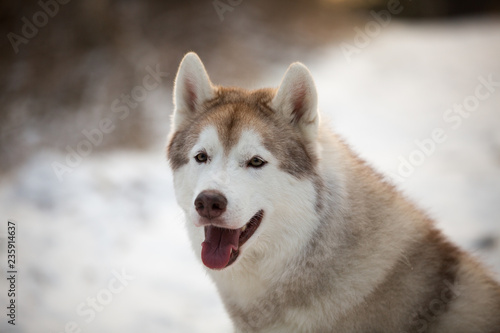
[{"left": 1, "top": 18, "right": 500, "bottom": 333}]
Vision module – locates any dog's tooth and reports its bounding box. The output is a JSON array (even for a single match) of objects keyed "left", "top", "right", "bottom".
[{"left": 241, "top": 225, "right": 247, "bottom": 232}]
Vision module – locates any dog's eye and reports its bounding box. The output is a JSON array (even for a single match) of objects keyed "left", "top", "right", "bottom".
[
  {"left": 247, "top": 156, "right": 266, "bottom": 168},
  {"left": 194, "top": 152, "right": 208, "bottom": 163}
]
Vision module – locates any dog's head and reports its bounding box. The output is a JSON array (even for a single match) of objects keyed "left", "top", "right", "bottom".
[{"left": 167, "top": 53, "right": 321, "bottom": 270}]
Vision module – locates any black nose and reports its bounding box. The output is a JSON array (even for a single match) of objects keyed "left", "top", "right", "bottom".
[{"left": 194, "top": 190, "right": 227, "bottom": 219}]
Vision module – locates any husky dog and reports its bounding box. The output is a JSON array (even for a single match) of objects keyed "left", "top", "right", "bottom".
[{"left": 167, "top": 52, "right": 500, "bottom": 332}]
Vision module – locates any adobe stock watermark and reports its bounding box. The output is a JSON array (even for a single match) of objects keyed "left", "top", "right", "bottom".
[
  {"left": 57, "top": 268, "right": 135, "bottom": 333},
  {"left": 340, "top": 0, "right": 408, "bottom": 63},
  {"left": 7, "top": 0, "right": 71, "bottom": 54},
  {"left": 51, "top": 65, "right": 168, "bottom": 182},
  {"left": 392, "top": 74, "right": 499, "bottom": 182},
  {"left": 213, "top": 0, "right": 243, "bottom": 22},
  {"left": 403, "top": 278, "right": 462, "bottom": 332}
]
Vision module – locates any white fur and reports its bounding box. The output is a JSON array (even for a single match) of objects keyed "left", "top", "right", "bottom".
[{"left": 172, "top": 124, "right": 320, "bottom": 303}]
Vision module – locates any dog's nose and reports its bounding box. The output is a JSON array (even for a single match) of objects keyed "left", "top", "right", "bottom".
[{"left": 194, "top": 190, "right": 227, "bottom": 219}]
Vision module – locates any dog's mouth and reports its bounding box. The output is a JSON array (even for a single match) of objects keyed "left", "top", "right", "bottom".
[{"left": 201, "top": 210, "right": 264, "bottom": 270}]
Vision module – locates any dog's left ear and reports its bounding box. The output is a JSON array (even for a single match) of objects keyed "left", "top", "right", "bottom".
[
  {"left": 172, "top": 52, "right": 215, "bottom": 129},
  {"left": 271, "top": 62, "right": 319, "bottom": 142}
]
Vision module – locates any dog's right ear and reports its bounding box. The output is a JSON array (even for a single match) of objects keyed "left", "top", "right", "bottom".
[
  {"left": 172, "top": 52, "right": 215, "bottom": 129},
  {"left": 271, "top": 62, "right": 319, "bottom": 144}
]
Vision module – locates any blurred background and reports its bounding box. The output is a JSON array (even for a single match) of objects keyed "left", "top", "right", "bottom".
[{"left": 1, "top": 0, "right": 499, "bottom": 332}]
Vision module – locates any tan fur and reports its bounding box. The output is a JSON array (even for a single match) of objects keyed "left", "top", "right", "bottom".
[
  {"left": 168, "top": 53, "right": 500, "bottom": 332},
  {"left": 169, "top": 87, "right": 315, "bottom": 177}
]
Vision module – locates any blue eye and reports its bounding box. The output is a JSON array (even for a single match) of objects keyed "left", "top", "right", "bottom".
[{"left": 247, "top": 156, "right": 266, "bottom": 168}]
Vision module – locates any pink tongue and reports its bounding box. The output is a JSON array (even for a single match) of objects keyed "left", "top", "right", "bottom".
[{"left": 201, "top": 226, "right": 241, "bottom": 269}]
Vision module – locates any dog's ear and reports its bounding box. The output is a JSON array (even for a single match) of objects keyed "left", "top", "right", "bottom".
[
  {"left": 271, "top": 63, "right": 319, "bottom": 142},
  {"left": 172, "top": 52, "right": 215, "bottom": 129}
]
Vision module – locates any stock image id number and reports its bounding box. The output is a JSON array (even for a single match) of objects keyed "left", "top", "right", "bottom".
[{"left": 7, "top": 221, "right": 16, "bottom": 270}]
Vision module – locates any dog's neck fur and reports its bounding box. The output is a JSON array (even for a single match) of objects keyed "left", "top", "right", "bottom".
[{"left": 205, "top": 124, "right": 425, "bottom": 331}]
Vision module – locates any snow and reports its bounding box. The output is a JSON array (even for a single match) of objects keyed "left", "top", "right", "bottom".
[{"left": 1, "top": 18, "right": 499, "bottom": 333}]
